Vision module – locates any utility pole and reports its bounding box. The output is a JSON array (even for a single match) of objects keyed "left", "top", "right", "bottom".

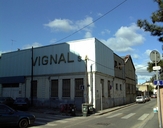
[
  {"left": 150, "top": 50, "right": 162, "bottom": 128},
  {"left": 31, "top": 47, "right": 34, "bottom": 106}
]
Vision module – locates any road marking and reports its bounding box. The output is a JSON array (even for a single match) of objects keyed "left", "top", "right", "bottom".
[
  {"left": 55, "top": 120, "right": 68, "bottom": 123},
  {"left": 106, "top": 113, "right": 123, "bottom": 118},
  {"left": 121, "top": 113, "right": 135, "bottom": 119},
  {"left": 138, "top": 114, "right": 149, "bottom": 120},
  {"left": 47, "top": 123, "right": 57, "bottom": 126}
]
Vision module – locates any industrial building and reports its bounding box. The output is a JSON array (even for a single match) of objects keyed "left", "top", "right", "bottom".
[{"left": 0, "top": 38, "right": 136, "bottom": 111}]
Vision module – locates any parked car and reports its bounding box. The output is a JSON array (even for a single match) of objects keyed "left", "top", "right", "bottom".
[
  {"left": 151, "top": 94, "right": 157, "bottom": 98},
  {"left": 0, "top": 97, "right": 15, "bottom": 107},
  {"left": 144, "top": 95, "right": 150, "bottom": 102},
  {"left": 0, "top": 104, "right": 35, "bottom": 128},
  {"left": 14, "top": 97, "right": 30, "bottom": 111},
  {"left": 136, "top": 96, "right": 146, "bottom": 103}
]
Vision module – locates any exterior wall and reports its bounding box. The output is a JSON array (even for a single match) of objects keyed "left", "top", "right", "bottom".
[
  {"left": 94, "top": 39, "right": 114, "bottom": 76},
  {"left": 0, "top": 38, "right": 136, "bottom": 112},
  {"left": 0, "top": 50, "right": 31, "bottom": 77},
  {"left": 0, "top": 84, "right": 2, "bottom": 96},
  {"left": 113, "top": 54, "right": 126, "bottom": 106},
  {"left": 113, "top": 78, "right": 126, "bottom": 106},
  {"left": 125, "top": 56, "right": 136, "bottom": 103},
  {"left": 160, "top": 87, "right": 163, "bottom": 126},
  {"left": 24, "top": 73, "right": 85, "bottom": 109},
  {"left": 94, "top": 72, "right": 114, "bottom": 111},
  {"left": 138, "top": 85, "right": 148, "bottom": 92},
  {"left": 114, "top": 54, "right": 125, "bottom": 79},
  {"left": 93, "top": 74, "right": 126, "bottom": 111}
]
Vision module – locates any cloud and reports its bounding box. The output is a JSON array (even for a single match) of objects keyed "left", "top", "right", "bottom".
[
  {"left": 0, "top": 50, "right": 12, "bottom": 56},
  {"left": 132, "top": 54, "right": 139, "bottom": 59},
  {"left": 44, "top": 19, "right": 75, "bottom": 32},
  {"left": 0, "top": 51, "right": 2, "bottom": 56},
  {"left": 135, "top": 64, "right": 155, "bottom": 83},
  {"left": 145, "top": 49, "right": 152, "bottom": 56},
  {"left": 50, "top": 38, "right": 57, "bottom": 44},
  {"left": 97, "top": 13, "right": 103, "bottom": 17},
  {"left": 84, "top": 31, "right": 92, "bottom": 38},
  {"left": 22, "top": 42, "right": 42, "bottom": 49},
  {"left": 44, "top": 16, "right": 94, "bottom": 32},
  {"left": 101, "top": 23, "right": 145, "bottom": 53},
  {"left": 101, "top": 29, "right": 110, "bottom": 35}
]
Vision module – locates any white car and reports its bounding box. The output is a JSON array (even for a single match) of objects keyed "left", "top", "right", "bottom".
[{"left": 136, "top": 96, "right": 146, "bottom": 103}]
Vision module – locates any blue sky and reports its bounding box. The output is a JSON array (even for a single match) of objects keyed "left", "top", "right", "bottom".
[{"left": 0, "top": 0, "right": 162, "bottom": 84}]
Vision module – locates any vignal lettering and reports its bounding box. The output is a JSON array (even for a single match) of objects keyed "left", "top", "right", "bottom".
[{"left": 33, "top": 52, "right": 81, "bottom": 66}]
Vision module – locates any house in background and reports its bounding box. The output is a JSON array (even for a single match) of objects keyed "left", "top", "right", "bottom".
[
  {"left": 113, "top": 53, "right": 126, "bottom": 106},
  {"left": 137, "top": 81, "right": 157, "bottom": 96},
  {"left": 123, "top": 55, "right": 137, "bottom": 103}
]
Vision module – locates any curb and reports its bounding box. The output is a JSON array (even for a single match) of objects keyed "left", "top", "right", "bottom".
[{"left": 93, "top": 103, "right": 135, "bottom": 116}]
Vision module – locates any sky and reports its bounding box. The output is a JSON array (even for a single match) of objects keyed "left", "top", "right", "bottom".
[{"left": 0, "top": 0, "right": 162, "bottom": 84}]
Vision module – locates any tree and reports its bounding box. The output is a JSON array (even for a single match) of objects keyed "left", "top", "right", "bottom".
[
  {"left": 147, "top": 60, "right": 163, "bottom": 72},
  {"left": 137, "top": 0, "right": 163, "bottom": 42},
  {"left": 137, "top": 0, "right": 163, "bottom": 81},
  {"left": 147, "top": 60, "right": 163, "bottom": 81}
]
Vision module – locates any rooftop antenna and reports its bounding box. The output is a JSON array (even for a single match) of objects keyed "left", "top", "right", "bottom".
[{"left": 11, "top": 39, "right": 16, "bottom": 51}]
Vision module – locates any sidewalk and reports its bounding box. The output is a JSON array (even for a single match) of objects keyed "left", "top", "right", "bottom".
[
  {"left": 28, "top": 103, "right": 135, "bottom": 117},
  {"left": 93, "top": 103, "right": 135, "bottom": 116},
  {"left": 28, "top": 103, "right": 160, "bottom": 128}
]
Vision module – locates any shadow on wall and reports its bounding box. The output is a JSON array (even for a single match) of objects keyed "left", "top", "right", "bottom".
[{"left": 32, "top": 98, "right": 83, "bottom": 111}]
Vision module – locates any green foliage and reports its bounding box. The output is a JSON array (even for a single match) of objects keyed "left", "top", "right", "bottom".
[
  {"left": 137, "top": 0, "right": 163, "bottom": 81},
  {"left": 147, "top": 60, "right": 163, "bottom": 72},
  {"left": 148, "top": 84, "right": 154, "bottom": 92},
  {"left": 147, "top": 60, "right": 163, "bottom": 81},
  {"left": 137, "top": 0, "right": 163, "bottom": 42}
]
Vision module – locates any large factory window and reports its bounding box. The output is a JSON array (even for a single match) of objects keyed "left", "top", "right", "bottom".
[
  {"left": 51, "top": 80, "right": 58, "bottom": 97},
  {"left": 75, "top": 78, "right": 83, "bottom": 97},
  {"left": 101, "top": 79, "right": 104, "bottom": 97},
  {"left": 108, "top": 80, "right": 111, "bottom": 97},
  {"left": 62, "top": 79, "right": 70, "bottom": 97}
]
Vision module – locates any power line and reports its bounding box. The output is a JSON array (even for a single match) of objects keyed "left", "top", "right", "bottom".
[{"left": 55, "top": 0, "right": 127, "bottom": 43}]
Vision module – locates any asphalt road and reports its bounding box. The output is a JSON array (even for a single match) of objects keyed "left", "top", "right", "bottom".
[{"left": 30, "top": 99, "right": 158, "bottom": 128}]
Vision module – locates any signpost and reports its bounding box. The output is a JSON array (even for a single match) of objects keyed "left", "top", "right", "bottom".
[
  {"left": 153, "top": 66, "right": 161, "bottom": 71},
  {"left": 150, "top": 50, "right": 162, "bottom": 128},
  {"left": 154, "top": 80, "right": 163, "bottom": 86},
  {"left": 150, "top": 50, "right": 161, "bottom": 63}
]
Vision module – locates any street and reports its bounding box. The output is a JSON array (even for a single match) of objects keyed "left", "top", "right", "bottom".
[{"left": 29, "top": 99, "right": 158, "bottom": 128}]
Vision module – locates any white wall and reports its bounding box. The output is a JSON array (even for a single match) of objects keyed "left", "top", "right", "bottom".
[{"left": 94, "top": 39, "right": 114, "bottom": 76}]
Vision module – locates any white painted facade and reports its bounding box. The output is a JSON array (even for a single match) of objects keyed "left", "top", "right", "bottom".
[{"left": 0, "top": 38, "right": 128, "bottom": 111}]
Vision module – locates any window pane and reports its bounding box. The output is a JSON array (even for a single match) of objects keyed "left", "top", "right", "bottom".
[
  {"left": 32, "top": 80, "right": 37, "bottom": 98},
  {"left": 116, "top": 83, "right": 118, "bottom": 90},
  {"left": 51, "top": 80, "right": 58, "bottom": 97},
  {"left": 101, "top": 79, "right": 104, "bottom": 97},
  {"left": 108, "top": 80, "right": 110, "bottom": 97},
  {"left": 62, "top": 79, "right": 70, "bottom": 97},
  {"left": 75, "top": 78, "right": 84, "bottom": 97}
]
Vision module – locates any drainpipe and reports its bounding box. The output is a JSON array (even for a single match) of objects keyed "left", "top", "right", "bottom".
[
  {"left": 85, "top": 55, "right": 88, "bottom": 103},
  {"left": 113, "top": 77, "right": 115, "bottom": 106},
  {"left": 90, "top": 64, "right": 94, "bottom": 104}
]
